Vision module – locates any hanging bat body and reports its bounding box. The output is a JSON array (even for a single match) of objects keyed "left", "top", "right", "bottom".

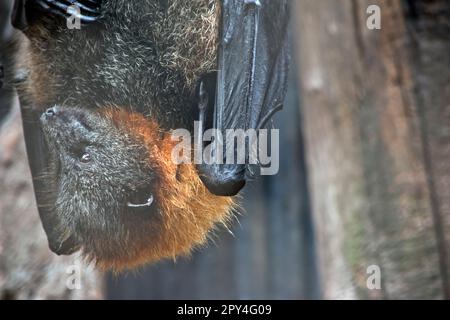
[
  {"left": 5, "top": 0, "right": 289, "bottom": 271},
  {"left": 39, "top": 105, "right": 233, "bottom": 270}
]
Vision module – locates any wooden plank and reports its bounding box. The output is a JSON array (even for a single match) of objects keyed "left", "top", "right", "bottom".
[{"left": 294, "top": 0, "right": 449, "bottom": 299}]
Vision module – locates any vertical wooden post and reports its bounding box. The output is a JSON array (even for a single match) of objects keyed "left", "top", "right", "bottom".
[{"left": 294, "top": 0, "right": 450, "bottom": 299}]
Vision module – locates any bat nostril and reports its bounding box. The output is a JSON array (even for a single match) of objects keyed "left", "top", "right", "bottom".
[{"left": 45, "top": 107, "right": 56, "bottom": 118}]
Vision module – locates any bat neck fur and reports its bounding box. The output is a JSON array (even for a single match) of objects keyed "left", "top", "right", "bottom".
[{"left": 100, "top": 109, "right": 234, "bottom": 271}]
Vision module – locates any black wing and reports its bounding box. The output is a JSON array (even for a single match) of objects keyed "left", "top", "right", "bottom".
[{"left": 196, "top": 0, "right": 290, "bottom": 196}]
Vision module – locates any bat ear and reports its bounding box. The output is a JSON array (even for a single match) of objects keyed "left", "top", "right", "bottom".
[{"left": 11, "top": 0, "right": 29, "bottom": 31}]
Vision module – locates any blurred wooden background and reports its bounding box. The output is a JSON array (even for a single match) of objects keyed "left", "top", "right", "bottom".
[{"left": 295, "top": 0, "right": 450, "bottom": 299}]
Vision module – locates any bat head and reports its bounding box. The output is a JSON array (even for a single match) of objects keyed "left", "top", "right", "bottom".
[
  {"left": 39, "top": 105, "right": 233, "bottom": 271},
  {"left": 41, "top": 105, "right": 155, "bottom": 209}
]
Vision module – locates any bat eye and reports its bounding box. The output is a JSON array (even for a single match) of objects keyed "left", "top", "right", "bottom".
[{"left": 80, "top": 152, "right": 92, "bottom": 163}]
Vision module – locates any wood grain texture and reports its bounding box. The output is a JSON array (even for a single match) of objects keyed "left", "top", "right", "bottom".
[{"left": 294, "top": 0, "right": 449, "bottom": 299}]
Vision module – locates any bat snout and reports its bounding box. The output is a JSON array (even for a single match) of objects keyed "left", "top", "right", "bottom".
[
  {"left": 44, "top": 107, "right": 56, "bottom": 118},
  {"left": 40, "top": 106, "right": 94, "bottom": 134},
  {"left": 40, "top": 106, "right": 68, "bottom": 127},
  {"left": 40, "top": 106, "right": 58, "bottom": 123}
]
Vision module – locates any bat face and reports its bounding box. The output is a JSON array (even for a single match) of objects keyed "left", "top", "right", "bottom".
[
  {"left": 40, "top": 105, "right": 158, "bottom": 266},
  {"left": 38, "top": 105, "right": 233, "bottom": 271},
  {"left": 40, "top": 105, "right": 156, "bottom": 232}
]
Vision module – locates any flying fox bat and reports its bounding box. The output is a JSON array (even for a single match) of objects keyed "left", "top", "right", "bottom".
[{"left": 6, "top": 0, "right": 290, "bottom": 270}]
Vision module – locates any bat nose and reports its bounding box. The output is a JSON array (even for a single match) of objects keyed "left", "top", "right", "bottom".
[{"left": 44, "top": 107, "right": 57, "bottom": 118}]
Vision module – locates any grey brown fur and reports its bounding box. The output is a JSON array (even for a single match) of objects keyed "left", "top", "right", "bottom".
[
  {"left": 40, "top": 106, "right": 158, "bottom": 263},
  {"left": 18, "top": 0, "right": 219, "bottom": 128}
]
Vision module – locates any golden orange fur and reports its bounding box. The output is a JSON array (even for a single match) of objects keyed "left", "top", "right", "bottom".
[{"left": 98, "top": 109, "right": 235, "bottom": 271}]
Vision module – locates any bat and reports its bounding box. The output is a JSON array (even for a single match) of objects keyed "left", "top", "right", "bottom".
[{"left": 6, "top": 0, "right": 290, "bottom": 271}]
